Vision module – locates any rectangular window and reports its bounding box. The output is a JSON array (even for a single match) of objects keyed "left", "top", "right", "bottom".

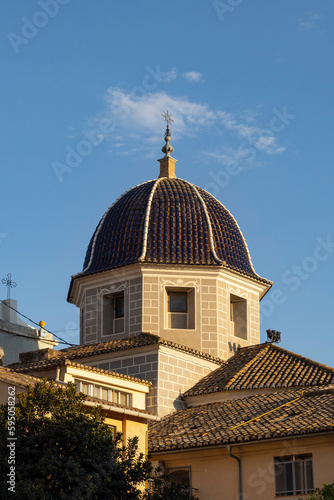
[
  {"left": 115, "top": 295, "right": 124, "bottom": 318},
  {"left": 168, "top": 467, "right": 191, "bottom": 488},
  {"left": 169, "top": 292, "right": 188, "bottom": 313},
  {"left": 230, "top": 294, "right": 247, "bottom": 339},
  {"left": 102, "top": 292, "right": 125, "bottom": 335},
  {"left": 167, "top": 289, "right": 195, "bottom": 329},
  {"left": 74, "top": 380, "right": 132, "bottom": 407},
  {"left": 274, "top": 455, "right": 314, "bottom": 496}
]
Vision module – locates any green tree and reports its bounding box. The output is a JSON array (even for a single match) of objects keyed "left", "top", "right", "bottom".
[
  {"left": 308, "top": 483, "right": 334, "bottom": 500},
  {"left": 0, "top": 379, "right": 151, "bottom": 499},
  {"left": 0, "top": 379, "right": 196, "bottom": 500},
  {"left": 146, "top": 472, "right": 197, "bottom": 500}
]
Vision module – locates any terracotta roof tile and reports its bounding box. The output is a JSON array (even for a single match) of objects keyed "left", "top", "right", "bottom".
[
  {"left": 149, "top": 386, "right": 334, "bottom": 452},
  {"left": 14, "top": 359, "right": 153, "bottom": 387},
  {"left": 184, "top": 343, "right": 334, "bottom": 396},
  {"left": 0, "top": 367, "right": 61, "bottom": 389},
  {"left": 13, "top": 333, "right": 223, "bottom": 369}
]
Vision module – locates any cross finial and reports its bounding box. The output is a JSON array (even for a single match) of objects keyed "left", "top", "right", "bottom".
[
  {"left": 162, "top": 110, "right": 173, "bottom": 126},
  {"left": 1, "top": 273, "right": 17, "bottom": 300},
  {"left": 161, "top": 110, "right": 174, "bottom": 158},
  {"left": 162, "top": 110, "right": 173, "bottom": 137}
]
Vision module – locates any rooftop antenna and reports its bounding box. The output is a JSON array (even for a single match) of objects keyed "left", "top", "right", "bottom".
[
  {"left": 266, "top": 329, "right": 281, "bottom": 343},
  {"left": 1, "top": 273, "right": 16, "bottom": 300}
]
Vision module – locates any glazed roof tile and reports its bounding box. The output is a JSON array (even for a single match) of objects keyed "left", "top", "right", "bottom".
[
  {"left": 149, "top": 386, "right": 334, "bottom": 452},
  {"left": 184, "top": 343, "right": 334, "bottom": 396},
  {"left": 69, "top": 178, "right": 271, "bottom": 300}
]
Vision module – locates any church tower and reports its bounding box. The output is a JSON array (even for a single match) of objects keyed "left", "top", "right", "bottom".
[{"left": 68, "top": 116, "right": 272, "bottom": 362}]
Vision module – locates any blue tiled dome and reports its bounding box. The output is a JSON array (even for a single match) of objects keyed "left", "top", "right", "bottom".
[{"left": 79, "top": 177, "right": 263, "bottom": 280}]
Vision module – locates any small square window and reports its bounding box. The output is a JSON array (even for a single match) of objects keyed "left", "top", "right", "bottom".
[{"left": 167, "top": 289, "right": 195, "bottom": 329}]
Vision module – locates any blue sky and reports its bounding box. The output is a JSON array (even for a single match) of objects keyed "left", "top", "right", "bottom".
[{"left": 1, "top": 1, "right": 333, "bottom": 365}]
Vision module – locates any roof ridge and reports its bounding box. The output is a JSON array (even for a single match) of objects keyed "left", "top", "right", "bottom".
[
  {"left": 182, "top": 180, "right": 224, "bottom": 265},
  {"left": 16, "top": 332, "right": 224, "bottom": 369},
  {"left": 82, "top": 179, "right": 157, "bottom": 274},
  {"left": 194, "top": 181, "right": 258, "bottom": 276},
  {"left": 139, "top": 178, "right": 164, "bottom": 262},
  {"left": 267, "top": 343, "right": 334, "bottom": 372}
]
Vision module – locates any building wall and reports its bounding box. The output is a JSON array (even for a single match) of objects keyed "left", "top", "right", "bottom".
[
  {"left": 0, "top": 299, "right": 57, "bottom": 365},
  {"left": 73, "top": 263, "right": 268, "bottom": 361},
  {"left": 79, "top": 269, "right": 143, "bottom": 344},
  {"left": 85, "top": 346, "right": 220, "bottom": 417},
  {"left": 157, "top": 346, "right": 220, "bottom": 417},
  {"left": 142, "top": 265, "right": 266, "bottom": 360},
  {"left": 152, "top": 435, "right": 334, "bottom": 500},
  {"left": 86, "top": 348, "right": 159, "bottom": 413}
]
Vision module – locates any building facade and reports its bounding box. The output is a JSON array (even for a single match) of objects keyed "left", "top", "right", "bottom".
[{"left": 10, "top": 126, "right": 334, "bottom": 498}]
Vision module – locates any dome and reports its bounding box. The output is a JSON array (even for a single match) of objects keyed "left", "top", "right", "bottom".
[{"left": 79, "top": 177, "right": 261, "bottom": 280}]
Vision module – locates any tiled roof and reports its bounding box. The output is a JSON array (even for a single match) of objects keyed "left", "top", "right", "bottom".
[
  {"left": 183, "top": 343, "right": 334, "bottom": 397},
  {"left": 68, "top": 178, "right": 270, "bottom": 300},
  {"left": 0, "top": 366, "right": 62, "bottom": 389},
  {"left": 14, "top": 359, "right": 152, "bottom": 386},
  {"left": 13, "top": 333, "right": 223, "bottom": 369},
  {"left": 148, "top": 386, "right": 334, "bottom": 452},
  {"left": 0, "top": 367, "right": 156, "bottom": 417}
]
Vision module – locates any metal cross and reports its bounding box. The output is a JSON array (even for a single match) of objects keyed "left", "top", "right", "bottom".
[
  {"left": 1, "top": 273, "right": 17, "bottom": 300},
  {"left": 162, "top": 110, "right": 173, "bottom": 126}
]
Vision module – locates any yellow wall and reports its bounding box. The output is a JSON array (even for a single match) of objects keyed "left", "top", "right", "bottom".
[
  {"left": 104, "top": 414, "right": 148, "bottom": 455},
  {"left": 0, "top": 381, "right": 27, "bottom": 405},
  {"left": 152, "top": 435, "right": 334, "bottom": 500}
]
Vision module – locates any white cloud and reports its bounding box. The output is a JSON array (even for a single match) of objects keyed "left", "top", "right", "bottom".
[
  {"left": 97, "top": 89, "right": 216, "bottom": 137},
  {"left": 204, "top": 148, "right": 254, "bottom": 168},
  {"left": 182, "top": 71, "right": 203, "bottom": 83},
  {"left": 88, "top": 88, "right": 287, "bottom": 160},
  {"left": 255, "top": 135, "right": 285, "bottom": 155},
  {"left": 163, "top": 68, "right": 177, "bottom": 82},
  {"left": 297, "top": 13, "right": 322, "bottom": 31}
]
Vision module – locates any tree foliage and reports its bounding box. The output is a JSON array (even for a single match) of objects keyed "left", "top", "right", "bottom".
[
  {"left": 0, "top": 380, "right": 150, "bottom": 499},
  {"left": 0, "top": 379, "right": 196, "bottom": 500},
  {"left": 146, "top": 473, "right": 197, "bottom": 500},
  {"left": 308, "top": 482, "right": 334, "bottom": 500}
]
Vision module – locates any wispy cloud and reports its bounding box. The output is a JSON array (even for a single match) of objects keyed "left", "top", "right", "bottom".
[
  {"left": 95, "top": 89, "right": 216, "bottom": 137},
  {"left": 297, "top": 13, "right": 322, "bottom": 31},
  {"left": 88, "top": 89, "right": 287, "bottom": 160},
  {"left": 204, "top": 148, "right": 255, "bottom": 169},
  {"left": 163, "top": 68, "right": 178, "bottom": 82},
  {"left": 182, "top": 71, "right": 203, "bottom": 83}
]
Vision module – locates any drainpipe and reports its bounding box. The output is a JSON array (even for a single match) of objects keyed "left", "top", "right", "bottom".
[
  {"left": 228, "top": 446, "right": 242, "bottom": 500},
  {"left": 55, "top": 366, "right": 67, "bottom": 385}
]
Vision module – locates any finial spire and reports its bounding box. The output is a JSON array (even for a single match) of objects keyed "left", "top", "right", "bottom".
[
  {"left": 158, "top": 111, "right": 178, "bottom": 178},
  {"left": 161, "top": 110, "right": 174, "bottom": 157}
]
